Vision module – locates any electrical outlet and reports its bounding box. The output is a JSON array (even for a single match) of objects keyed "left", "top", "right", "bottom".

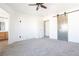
[
  {"left": 19, "top": 20, "right": 21, "bottom": 23},
  {"left": 19, "top": 36, "right": 21, "bottom": 38}
]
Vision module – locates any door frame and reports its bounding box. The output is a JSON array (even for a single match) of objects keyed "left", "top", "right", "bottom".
[{"left": 43, "top": 20, "right": 49, "bottom": 38}]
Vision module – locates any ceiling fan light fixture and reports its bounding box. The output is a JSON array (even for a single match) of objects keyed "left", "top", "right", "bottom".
[{"left": 28, "top": 3, "right": 47, "bottom": 11}]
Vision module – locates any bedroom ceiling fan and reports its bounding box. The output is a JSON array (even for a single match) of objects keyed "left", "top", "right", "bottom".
[{"left": 28, "top": 3, "right": 47, "bottom": 11}]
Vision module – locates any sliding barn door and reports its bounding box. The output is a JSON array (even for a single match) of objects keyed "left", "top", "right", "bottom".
[{"left": 57, "top": 13, "right": 68, "bottom": 41}]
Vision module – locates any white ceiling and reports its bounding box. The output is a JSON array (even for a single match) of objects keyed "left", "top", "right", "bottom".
[{"left": 5, "top": 3, "right": 79, "bottom": 17}]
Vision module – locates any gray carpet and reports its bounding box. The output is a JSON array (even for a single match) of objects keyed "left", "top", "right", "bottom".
[{"left": 1, "top": 38, "right": 79, "bottom": 56}]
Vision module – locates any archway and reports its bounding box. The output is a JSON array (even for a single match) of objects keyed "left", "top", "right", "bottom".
[{"left": 0, "top": 7, "right": 9, "bottom": 52}]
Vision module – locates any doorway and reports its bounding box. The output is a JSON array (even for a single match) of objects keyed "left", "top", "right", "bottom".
[
  {"left": 0, "top": 8, "right": 9, "bottom": 52},
  {"left": 44, "top": 20, "right": 49, "bottom": 38}
]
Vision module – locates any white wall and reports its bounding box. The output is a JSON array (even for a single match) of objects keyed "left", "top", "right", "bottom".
[
  {"left": 68, "top": 11, "right": 79, "bottom": 43},
  {"left": 9, "top": 13, "right": 44, "bottom": 44},
  {"left": 49, "top": 16, "right": 57, "bottom": 39},
  {"left": 36, "top": 16, "right": 44, "bottom": 38},
  {"left": 45, "top": 21, "right": 49, "bottom": 36},
  {"left": 17, "top": 14, "right": 43, "bottom": 40}
]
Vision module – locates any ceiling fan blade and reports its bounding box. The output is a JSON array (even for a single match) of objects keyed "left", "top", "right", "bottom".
[
  {"left": 28, "top": 4, "right": 36, "bottom": 6},
  {"left": 36, "top": 5, "right": 39, "bottom": 11},
  {"left": 36, "top": 3, "right": 44, "bottom": 5},
  {"left": 41, "top": 4, "right": 47, "bottom": 9},
  {"left": 28, "top": 3, "right": 47, "bottom": 11}
]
